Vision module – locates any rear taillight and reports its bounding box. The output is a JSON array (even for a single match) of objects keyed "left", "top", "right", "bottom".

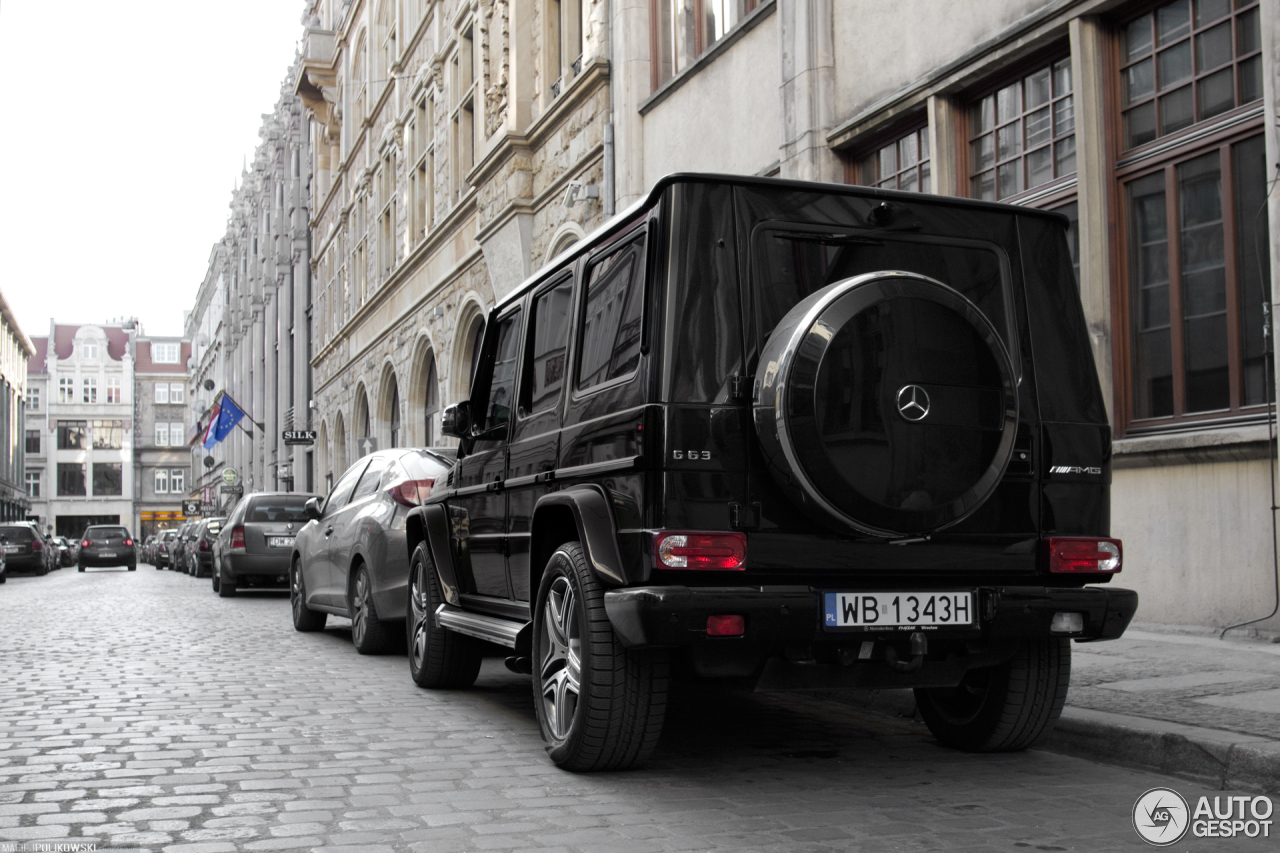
[
  {"left": 653, "top": 531, "right": 746, "bottom": 570},
  {"left": 199, "top": 539, "right": 210, "bottom": 551},
  {"left": 231, "top": 526, "right": 245, "bottom": 549},
  {"left": 707, "top": 614, "right": 745, "bottom": 636},
  {"left": 31, "top": 539, "right": 42, "bottom": 551},
  {"left": 81, "top": 540, "right": 91, "bottom": 548},
  {"left": 1045, "top": 537, "right": 1122, "bottom": 573},
  {"left": 388, "top": 478, "right": 436, "bottom": 508},
  {"left": 124, "top": 539, "right": 133, "bottom": 547}
]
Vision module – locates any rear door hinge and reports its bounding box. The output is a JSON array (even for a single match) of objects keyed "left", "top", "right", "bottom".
[{"left": 729, "top": 501, "right": 761, "bottom": 530}]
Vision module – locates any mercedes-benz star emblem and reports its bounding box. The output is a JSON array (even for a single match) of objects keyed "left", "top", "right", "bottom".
[{"left": 896, "top": 384, "right": 931, "bottom": 422}]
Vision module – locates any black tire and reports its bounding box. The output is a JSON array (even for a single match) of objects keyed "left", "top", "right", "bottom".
[
  {"left": 407, "top": 543, "right": 482, "bottom": 688},
  {"left": 291, "top": 560, "right": 326, "bottom": 632},
  {"left": 0, "top": 574, "right": 7, "bottom": 583},
  {"left": 211, "top": 572, "right": 220, "bottom": 593},
  {"left": 350, "top": 565, "right": 392, "bottom": 655},
  {"left": 127, "top": 564, "right": 136, "bottom": 571},
  {"left": 218, "top": 576, "right": 237, "bottom": 598},
  {"left": 77, "top": 565, "right": 85, "bottom": 572},
  {"left": 35, "top": 563, "right": 49, "bottom": 577},
  {"left": 915, "top": 638, "right": 1071, "bottom": 752},
  {"left": 533, "top": 542, "right": 669, "bottom": 772}
]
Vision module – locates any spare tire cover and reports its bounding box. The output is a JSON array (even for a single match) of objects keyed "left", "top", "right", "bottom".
[{"left": 753, "top": 271, "right": 1018, "bottom": 537}]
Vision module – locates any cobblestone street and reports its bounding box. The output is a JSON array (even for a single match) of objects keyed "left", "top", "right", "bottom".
[{"left": 0, "top": 567, "right": 1270, "bottom": 852}]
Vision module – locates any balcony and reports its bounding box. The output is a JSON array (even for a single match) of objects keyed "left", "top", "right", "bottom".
[{"left": 294, "top": 27, "right": 338, "bottom": 127}]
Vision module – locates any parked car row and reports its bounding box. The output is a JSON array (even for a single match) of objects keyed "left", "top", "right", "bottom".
[
  {"left": 149, "top": 518, "right": 225, "bottom": 578},
  {"left": 0, "top": 522, "right": 61, "bottom": 579}
]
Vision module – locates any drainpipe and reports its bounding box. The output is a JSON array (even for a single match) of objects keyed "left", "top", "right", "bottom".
[{"left": 604, "top": 0, "right": 615, "bottom": 217}]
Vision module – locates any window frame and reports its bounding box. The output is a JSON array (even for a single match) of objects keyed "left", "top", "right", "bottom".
[
  {"left": 571, "top": 228, "right": 650, "bottom": 399},
  {"left": 155, "top": 469, "right": 170, "bottom": 494},
  {"left": 24, "top": 429, "right": 40, "bottom": 454},
  {"left": 24, "top": 471, "right": 39, "bottom": 498},
  {"left": 1112, "top": 125, "right": 1270, "bottom": 433},
  {"left": 649, "top": 0, "right": 763, "bottom": 92},
  {"left": 170, "top": 469, "right": 185, "bottom": 495},
  {"left": 963, "top": 49, "right": 1078, "bottom": 203},
  {"left": 518, "top": 270, "right": 576, "bottom": 422},
  {"left": 846, "top": 120, "right": 932, "bottom": 194}
]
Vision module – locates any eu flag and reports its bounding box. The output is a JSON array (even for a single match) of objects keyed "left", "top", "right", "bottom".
[{"left": 201, "top": 393, "right": 248, "bottom": 449}]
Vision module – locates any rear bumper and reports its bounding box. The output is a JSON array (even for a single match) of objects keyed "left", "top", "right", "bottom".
[
  {"left": 602, "top": 584, "right": 1138, "bottom": 648},
  {"left": 79, "top": 550, "right": 136, "bottom": 566},
  {"left": 224, "top": 553, "right": 292, "bottom": 578},
  {"left": 4, "top": 553, "right": 45, "bottom": 570}
]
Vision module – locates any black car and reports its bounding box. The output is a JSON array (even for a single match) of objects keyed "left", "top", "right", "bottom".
[
  {"left": 0, "top": 523, "right": 52, "bottom": 576},
  {"left": 392, "top": 174, "right": 1138, "bottom": 771},
  {"left": 216, "top": 493, "right": 318, "bottom": 597},
  {"left": 78, "top": 525, "right": 137, "bottom": 571},
  {"left": 290, "top": 450, "right": 451, "bottom": 651},
  {"left": 186, "top": 517, "right": 224, "bottom": 577}
]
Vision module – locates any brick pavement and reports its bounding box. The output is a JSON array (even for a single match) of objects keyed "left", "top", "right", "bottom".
[{"left": 0, "top": 567, "right": 1273, "bottom": 852}]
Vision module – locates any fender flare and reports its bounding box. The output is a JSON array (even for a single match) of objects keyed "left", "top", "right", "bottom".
[
  {"left": 532, "top": 485, "right": 627, "bottom": 586},
  {"left": 411, "top": 503, "right": 461, "bottom": 605}
]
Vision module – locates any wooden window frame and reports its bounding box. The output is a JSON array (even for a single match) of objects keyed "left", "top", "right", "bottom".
[
  {"left": 648, "top": 0, "right": 761, "bottom": 92},
  {"left": 843, "top": 119, "right": 932, "bottom": 194}
]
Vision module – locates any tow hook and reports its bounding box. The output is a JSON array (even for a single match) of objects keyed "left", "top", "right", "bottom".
[{"left": 885, "top": 631, "right": 928, "bottom": 673}]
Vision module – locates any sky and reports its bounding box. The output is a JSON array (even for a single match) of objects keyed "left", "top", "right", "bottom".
[{"left": 0, "top": 0, "right": 307, "bottom": 341}]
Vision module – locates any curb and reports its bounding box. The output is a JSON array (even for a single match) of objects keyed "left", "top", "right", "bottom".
[
  {"left": 825, "top": 689, "right": 1280, "bottom": 792},
  {"left": 1042, "top": 707, "right": 1280, "bottom": 793}
]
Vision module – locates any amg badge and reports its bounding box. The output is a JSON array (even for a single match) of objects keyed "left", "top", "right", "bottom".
[{"left": 1050, "top": 465, "right": 1103, "bottom": 475}]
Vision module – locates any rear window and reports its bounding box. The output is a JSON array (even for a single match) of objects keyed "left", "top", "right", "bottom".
[
  {"left": 396, "top": 450, "right": 450, "bottom": 481},
  {"left": 0, "top": 526, "right": 35, "bottom": 541},
  {"left": 86, "top": 527, "right": 130, "bottom": 539},
  {"left": 246, "top": 496, "right": 312, "bottom": 522}
]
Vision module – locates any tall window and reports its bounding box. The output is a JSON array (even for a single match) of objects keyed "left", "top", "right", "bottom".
[
  {"left": 353, "top": 33, "right": 368, "bottom": 123},
  {"left": 92, "top": 420, "right": 123, "bottom": 450},
  {"left": 452, "top": 28, "right": 475, "bottom": 200},
  {"left": 82, "top": 377, "right": 97, "bottom": 404},
  {"left": 378, "top": 153, "right": 396, "bottom": 281},
  {"left": 81, "top": 342, "right": 98, "bottom": 360},
  {"left": 58, "top": 377, "right": 73, "bottom": 403},
  {"left": 170, "top": 422, "right": 185, "bottom": 445},
  {"left": 155, "top": 423, "right": 170, "bottom": 447},
  {"left": 155, "top": 469, "right": 169, "bottom": 494},
  {"left": 1120, "top": 0, "right": 1262, "bottom": 150},
  {"left": 1123, "top": 133, "right": 1270, "bottom": 424},
  {"left": 25, "top": 387, "right": 39, "bottom": 410},
  {"left": 412, "top": 96, "right": 435, "bottom": 243},
  {"left": 155, "top": 382, "right": 169, "bottom": 404},
  {"left": 25, "top": 430, "right": 40, "bottom": 454},
  {"left": 170, "top": 469, "right": 185, "bottom": 494},
  {"left": 25, "top": 472, "right": 39, "bottom": 498},
  {"left": 969, "top": 57, "right": 1075, "bottom": 200},
  {"left": 93, "top": 463, "right": 123, "bottom": 496},
  {"left": 423, "top": 354, "right": 439, "bottom": 445},
  {"left": 57, "top": 463, "right": 86, "bottom": 497},
  {"left": 57, "top": 421, "right": 87, "bottom": 450},
  {"left": 169, "top": 383, "right": 184, "bottom": 403},
  {"left": 389, "top": 379, "right": 401, "bottom": 448},
  {"left": 653, "top": 0, "right": 760, "bottom": 89},
  {"left": 106, "top": 377, "right": 121, "bottom": 404},
  {"left": 852, "top": 126, "right": 931, "bottom": 193}
]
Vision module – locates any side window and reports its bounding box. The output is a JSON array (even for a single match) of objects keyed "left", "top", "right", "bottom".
[
  {"left": 325, "top": 461, "right": 368, "bottom": 513},
  {"left": 480, "top": 311, "right": 522, "bottom": 432},
  {"left": 526, "top": 278, "right": 573, "bottom": 414},
  {"left": 351, "top": 456, "right": 390, "bottom": 501},
  {"left": 578, "top": 235, "right": 646, "bottom": 390}
]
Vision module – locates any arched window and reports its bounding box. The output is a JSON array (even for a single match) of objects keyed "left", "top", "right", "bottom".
[
  {"left": 423, "top": 354, "right": 439, "bottom": 445},
  {"left": 389, "top": 378, "right": 401, "bottom": 448},
  {"left": 359, "top": 392, "right": 371, "bottom": 438}
]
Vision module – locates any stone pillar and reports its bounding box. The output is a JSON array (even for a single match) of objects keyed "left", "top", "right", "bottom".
[
  {"left": 1070, "top": 16, "right": 1115, "bottom": 425},
  {"left": 611, "top": 0, "right": 650, "bottom": 206},
  {"left": 778, "top": 0, "right": 838, "bottom": 183},
  {"left": 926, "top": 95, "right": 962, "bottom": 197}
]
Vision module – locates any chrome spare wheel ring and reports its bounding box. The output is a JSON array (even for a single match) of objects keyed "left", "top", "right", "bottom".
[{"left": 539, "top": 574, "right": 581, "bottom": 741}]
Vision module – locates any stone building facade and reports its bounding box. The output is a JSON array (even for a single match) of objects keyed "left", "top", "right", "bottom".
[
  {"left": 133, "top": 337, "right": 193, "bottom": 539},
  {"left": 187, "top": 70, "right": 315, "bottom": 515},
  {"left": 24, "top": 322, "right": 136, "bottom": 539},
  {"left": 269, "top": 0, "right": 1280, "bottom": 632},
  {"left": 0, "top": 289, "right": 33, "bottom": 522},
  {"left": 294, "top": 0, "right": 613, "bottom": 492}
]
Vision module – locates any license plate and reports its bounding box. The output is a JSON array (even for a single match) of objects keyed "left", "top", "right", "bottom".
[
  {"left": 2, "top": 545, "right": 19, "bottom": 553},
  {"left": 99, "top": 552, "right": 116, "bottom": 558},
  {"left": 823, "top": 591, "right": 975, "bottom": 630},
  {"left": 268, "top": 536, "right": 295, "bottom": 548}
]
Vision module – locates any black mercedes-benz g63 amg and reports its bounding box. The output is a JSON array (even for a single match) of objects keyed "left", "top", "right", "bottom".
[{"left": 397, "top": 173, "right": 1136, "bottom": 771}]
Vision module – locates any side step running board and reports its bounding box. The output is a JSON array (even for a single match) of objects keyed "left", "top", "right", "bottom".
[{"left": 435, "top": 604, "right": 531, "bottom": 654}]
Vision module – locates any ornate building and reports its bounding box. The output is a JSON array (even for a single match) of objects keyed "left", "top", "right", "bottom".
[
  {"left": 133, "top": 336, "right": 193, "bottom": 539},
  {"left": 0, "top": 289, "right": 33, "bottom": 523},
  {"left": 187, "top": 70, "right": 315, "bottom": 513},
  {"left": 294, "top": 0, "right": 613, "bottom": 490}
]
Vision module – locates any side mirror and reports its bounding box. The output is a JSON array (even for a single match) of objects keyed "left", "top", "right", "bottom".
[
  {"left": 441, "top": 401, "right": 471, "bottom": 438},
  {"left": 303, "top": 497, "right": 323, "bottom": 520}
]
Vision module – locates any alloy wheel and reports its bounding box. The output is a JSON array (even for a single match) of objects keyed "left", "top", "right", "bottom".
[
  {"left": 291, "top": 566, "right": 304, "bottom": 621},
  {"left": 538, "top": 575, "right": 582, "bottom": 741},
  {"left": 409, "top": 564, "right": 430, "bottom": 673},
  {"left": 352, "top": 570, "right": 370, "bottom": 648}
]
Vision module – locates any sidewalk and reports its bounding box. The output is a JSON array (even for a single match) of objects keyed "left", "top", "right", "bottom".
[{"left": 833, "top": 624, "right": 1280, "bottom": 791}]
